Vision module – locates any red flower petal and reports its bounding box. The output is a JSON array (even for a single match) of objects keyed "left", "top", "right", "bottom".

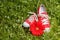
[{"left": 30, "top": 22, "right": 44, "bottom": 36}]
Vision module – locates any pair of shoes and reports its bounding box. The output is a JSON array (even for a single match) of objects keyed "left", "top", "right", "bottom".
[{"left": 23, "top": 4, "right": 50, "bottom": 36}]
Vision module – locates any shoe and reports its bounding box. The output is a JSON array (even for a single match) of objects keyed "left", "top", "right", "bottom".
[
  {"left": 37, "top": 4, "right": 50, "bottom": 32},
  {"left": 23, "top": 12, "right": 37, "bottom": 27}
]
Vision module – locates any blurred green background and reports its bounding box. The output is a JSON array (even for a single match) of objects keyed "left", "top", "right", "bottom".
[{"left": 0, "top": 0, "right": 60, "bottom": 40}]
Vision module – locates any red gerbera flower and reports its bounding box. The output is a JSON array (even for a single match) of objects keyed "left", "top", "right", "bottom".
[{"left": 30, "top": 21, "right": 44, "bottom": 36}]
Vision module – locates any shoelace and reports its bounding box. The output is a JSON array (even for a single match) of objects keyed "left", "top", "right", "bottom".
[
  {"left": 40, "top": 14, "right": 49, "bottom": 25},
  {"left": 28, "top": 12, "right": 38, "bottom": 22}
]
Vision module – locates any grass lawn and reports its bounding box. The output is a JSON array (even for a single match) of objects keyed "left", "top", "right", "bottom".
[{"left": 0, "top": 0, "right": 60, "bottom": 40}]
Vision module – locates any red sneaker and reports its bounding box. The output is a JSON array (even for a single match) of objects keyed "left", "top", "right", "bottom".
[
  {"left": 23, "top": 13, "right": 37, "bottom": 27},
  {"left": 37, "top": 4, "right": 50, "bottom": 32}
]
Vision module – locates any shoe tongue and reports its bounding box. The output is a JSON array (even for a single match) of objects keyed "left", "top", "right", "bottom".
[
  {"left": 39, "top": 4, "right": 46, "bottom": 14},
  {"left": 40, "top": 7, "right": 46, "bottom": 13}
]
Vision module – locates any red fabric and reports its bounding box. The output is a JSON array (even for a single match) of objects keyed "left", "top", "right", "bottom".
[
  {"left": 25, "top": 14, "right": 36, "bottom": 26},
  {"left": 38, "top": 15, "right": 50, "bottom": 29},
  {"left": 30, "top": 21, "right": 44, "bottom": 36}
]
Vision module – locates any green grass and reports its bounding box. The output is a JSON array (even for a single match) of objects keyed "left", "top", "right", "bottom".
[{"left": 0, "top": 0, "right": 60, "bottom": 40}]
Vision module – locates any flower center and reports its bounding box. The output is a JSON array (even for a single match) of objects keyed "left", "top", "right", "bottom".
[{"left": 36, "top": 27, "right": 39, "bottom": 30}]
